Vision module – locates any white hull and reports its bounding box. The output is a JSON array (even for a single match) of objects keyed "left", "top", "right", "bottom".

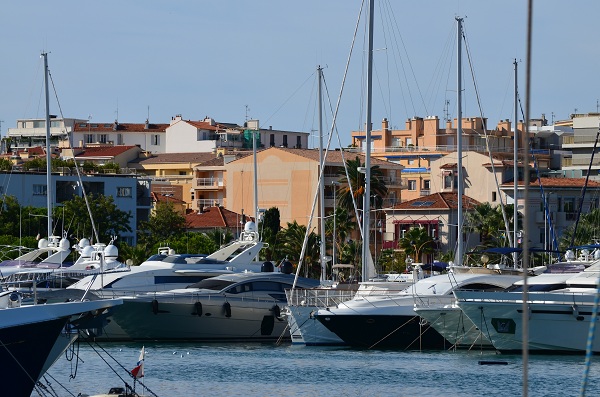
[
  {"left": 457, "top": 290, "right": 600, "bottom": 353},
  {"left": 286, "top": 304, "right": 344, "bottom": 345},
  {"left": 414, "top": 306, "right": 492, "bottom": 349}
]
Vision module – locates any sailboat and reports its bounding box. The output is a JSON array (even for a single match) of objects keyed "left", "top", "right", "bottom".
[{"left": 0, "top": 52, "right": 123, "bottom": 397}]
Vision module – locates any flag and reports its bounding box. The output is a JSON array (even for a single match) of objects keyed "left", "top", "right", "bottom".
[{"left": 131, "top": 346, "right": 145, "bottom": 379}]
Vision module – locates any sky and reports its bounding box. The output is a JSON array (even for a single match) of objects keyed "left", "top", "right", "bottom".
[{"left": 2, "top": 1, "right": 600, "bottom": 149}]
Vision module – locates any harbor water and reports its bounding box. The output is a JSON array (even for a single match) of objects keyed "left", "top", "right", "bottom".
[{"left": 45, "top": 342, "right": 600, "bottom": 397}]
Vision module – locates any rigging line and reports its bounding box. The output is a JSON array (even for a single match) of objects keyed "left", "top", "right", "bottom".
[
  {"left": 82, "top": 339, "right": 159, "bottom": 397},
  {"left": 292, "top": 0, "right": 365, "bottom": 288},
  {"left": 516, "top": 94, "right": 558, "bottom": 250},
  {"left": 569, "top": 126, "right": 600, "bottom": 248},
  {"left": 262, "top": 70, "right": 316, "bottom": 127},
  {"left": 48, "top": 71, "right": 100, "bottom": 244},
  {"left": 462, "top": 25, "right": 513, "bottom": 248},
  {"left": 380, "top": 0, "right": 425, "bottom": 116},
  {"left": 42, "top": 373, "right": 77, "bottom": 397}
]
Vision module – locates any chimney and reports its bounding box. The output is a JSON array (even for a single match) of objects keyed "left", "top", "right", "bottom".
[
  {"left": 145, "top": 119, "right": 149, "bottom": 129},
  {"left": 113, "top": 120, "right": 118, "bottom": 131}
]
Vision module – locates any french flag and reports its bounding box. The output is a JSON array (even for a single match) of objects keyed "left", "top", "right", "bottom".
[{"left": 131, "top": 346, "right": 145, "bottom": 379}]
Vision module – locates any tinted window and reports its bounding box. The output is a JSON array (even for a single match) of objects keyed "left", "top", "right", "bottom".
[{"left": 186, "top": 279, "right": 235, "bottom": 290}]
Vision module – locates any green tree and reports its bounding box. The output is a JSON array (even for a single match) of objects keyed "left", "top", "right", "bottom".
[
  {"left": 138, "top": 201, "right": 186, "bottom": 246},
  {"left": 277, "top": 221, "right": 320, "bottom": 278},
  {"left": 259, "top": 207, "right": 281, "bottom": 261},
  {"left": 397, "top": 227, "right": 435, "bottom": 263},
  {"left": 560, "top": 208, "right": 600, "bottom": 250},
  {"left": 0, "top": 158, "right": 13, "bottom": 171},
  {"left": 204, "top": 228, "right": 234, "bottom": 249},
  {"left": 325, "top": 205, "right": 357, "bottom": 264},
  {"left": 336, "top": 156, "right": 388, "bottom": 215},
  {"left": 465, "top": 203, "right": 518, "bottom": 250},
  {"left": 57, "top": 194, "right": 132, "bottom": 243}
]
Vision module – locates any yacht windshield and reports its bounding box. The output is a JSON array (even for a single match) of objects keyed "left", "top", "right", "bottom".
[{"left": 186, "top": 279, "right": 236, "bottom": 291}]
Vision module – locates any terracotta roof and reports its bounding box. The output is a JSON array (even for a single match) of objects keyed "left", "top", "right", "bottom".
[
  {"left": 151, "top": 192, "right": 186, "bottom": 204},
  {"left": 73, "top": 145, "right": 138, "bottom": 158},
  {"left": 439, "top": 163, "right": 458, "bottom": 169},
  {"left": 135, "top": 152, "right": 217, "bottom": 165},
  {"left": 389, "top": 192, "right": 480, "bottom": 211},
  {"left": 185, "top": 120, "right": 226, "bottom": 131},
  {"left": 268, "top": 147, "right": 399, "bottom": 167},
  {"left": 17, "top": 147, "right": 46, "bottom": 156},
  {"left": 186, "top": 207, "right": 253, "bottom": 229},
  {"left": 196, "top": 152, "right": 252, "bottom": 167},
  {"left": 502, "top": 177, "right": 600, "bottom": 188},
  {"left": 73, "top": 122, "right": 169, "bottom": 132}
]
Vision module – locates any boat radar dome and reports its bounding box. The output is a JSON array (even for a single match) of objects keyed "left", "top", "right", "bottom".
[
  {"left": 280, "top": 260, "right": 293, "bottom": 274},
  {"left": 244, "top": 221, "right": 257, "bottom": 233},
  {"left": 38, "top": 238, "right": 49, "bottom": 249},
  {"left": 59, "top": 238, "right": 71, "bottom": 250},
  {"left": 565, "top": 250, "right": 575, "bottom": 261},
  {"left": 261, "top": 261, "right": 274, "bottom": 272},
  {"left": 104, "top": 244, "right": 118, "bottom": 258},
  {"left": 78, "top": 238, "right": 91, "bottom": 249}
]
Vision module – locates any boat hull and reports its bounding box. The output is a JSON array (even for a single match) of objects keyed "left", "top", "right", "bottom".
[
  {"left": 414, "top": 306, "right": 493, "bottom": 349},
  {"left": 112, "top": 297, "right": 289, "bottom": 341},
  {"left": 316, "top": 312, "right": 448, "bottom": 349},
  {"left": 457, "top": 291, "right": 600, "bottom": 353},
  {"left": 286, "top": 305, "right": 345, "bottom": 346},
  {"left": 0, "top": 316, "right": 69, "bottom": 396}
]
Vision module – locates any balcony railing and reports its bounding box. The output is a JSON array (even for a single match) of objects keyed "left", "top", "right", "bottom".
[
  {"left": 194, "top": 177, "right": 223, "bottom": 189},
  {"left": 197, "top": 198, "right": 223, "bottom": 208}
]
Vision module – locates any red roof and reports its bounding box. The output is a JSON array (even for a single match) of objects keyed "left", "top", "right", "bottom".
[
  {"left": 502, "top": 177, "right": 600, "bottom": 188},
  {"left": 73, "top": 145, "right": 138, "bottom": 158},
  {"left": 151, "top": 192, "right": 186, "bottom": 204},
  {"left": 389, "top": 192, "right": 480, "bottom": 211},
  {"left": 186, "top": 207, "right": 253, "bottom": 229},
  {"left": 73, "top": 122, "right": 168, "bottom": 133}
]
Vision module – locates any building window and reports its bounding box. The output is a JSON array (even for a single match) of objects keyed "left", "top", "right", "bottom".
[
  {"left": 33, "top": 120, "right": 45, "bottom": 128},
  {"left": 117, "top": 134, "right": 123, "bottom": 145},
  {"left": 282, "top": 135, "right": 288, "bottom": 147},
  {"left": 33, "top": 184, "right": 47, "bottom": 196},
  {"left": 408, "top": 158, "right": 415, "bottom": 165},
  {"left": 270, "top": 134, "right": 275, "bottom": 147},
  {"left": 296, "top": 136, "right": 302, "bottom": 149},
  {"left": 423, "top": 180, "right": 430, "bottom": 190},
  {"left": 84, "top": 134, "right": 94, "bottom": 144},
  {"left": 492, "top": 191, "right": 497, "bottom": 202},
  {"left": 408, "top": 180, "right": 417, "bottom": 191},
  {"left": 151, "top": 135, "right": 160, "bottom": 145},
  {"left": 443, "top": 172, "right": 453, "bottom": 189},
  {"left": 117, "top": 187, "right": 132, "bottom": 197},
  {"left": 99, "top": 134, "right": 108, "bottom": 144}
]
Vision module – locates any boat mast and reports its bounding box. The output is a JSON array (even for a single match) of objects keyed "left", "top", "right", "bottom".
[
  {"left": 513, "top": 59, "right": 519, "bottom": 266},
  {"left": 455, "top": 18, "right": 463, "bottom": 268},
  {"left": 317, "top": 65, "right": 327, "bottom": 282},
  {"left": 42, "top": 52, "right": 53, "bottom": 238},
  {"left": 362, "top": 0, "right": 374, "bottom": 282}
]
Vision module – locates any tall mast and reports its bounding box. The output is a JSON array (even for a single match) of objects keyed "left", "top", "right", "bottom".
[
  {"left": 362, "top": 0, "right": 374, "bottom": 282},
  {"left": 317, "top": 66, "right": 327, "bottom": 282},
  {"left": 455, "top": 18, "right": 463, "bottom": 268},
  {"left": 42, "top": 52, "right": 53, "bottom": 238},
  {"left": 513, "top": 59, "right": 519, "bottom": 264}
]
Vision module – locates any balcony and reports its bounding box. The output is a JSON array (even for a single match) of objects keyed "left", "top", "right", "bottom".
[
  {"left": 197, "top": 198, "right": 223, "bottom": 209},
  {"left": 194, "top": 177, "right": 223, "bottom": 190}
]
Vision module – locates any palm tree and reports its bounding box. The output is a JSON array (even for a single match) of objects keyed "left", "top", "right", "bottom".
[
  {"left": 560, "top": 208, "right": 600, "bottom": 250},
  {"left": 465, "top": 202, "right": 517, "bottom": 250},
  {"left": 325, "top": 205, "right": 357, "bottom": 264},
  {"left": 336, "top": 156, "right": 388, "bottom": 216},
  {"left": 277, "top": 221, "right": 321, "bottom": 278},
  {"left": 397, "top": 227, "right": 435, "bottom": 263}
]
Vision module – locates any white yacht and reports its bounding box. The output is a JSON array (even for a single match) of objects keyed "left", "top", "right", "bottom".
[
  {"left": 69, "top": 222, "right": 267, "bottom": 296},
  {"left": 455, "top": 261, "right": 600, "bottom": 353},
  {"left": 315, "top": 272, "right": 522, "bottom": 349},
  {"left": 286, "top": 270, "right": 418, "bottom": 346}
]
